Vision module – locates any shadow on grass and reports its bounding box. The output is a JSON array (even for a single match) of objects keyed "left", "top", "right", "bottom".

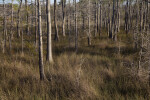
[{"left": 53, "top": 45, "right": 138, "bottom": 58}]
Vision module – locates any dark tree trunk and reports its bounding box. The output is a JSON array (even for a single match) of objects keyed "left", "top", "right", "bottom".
[
  {"left": 38, "top": 0, "right": 45, "bottom": 80},
  {"left": 54, "top": 0, "right": 59, "bottom": 41}
]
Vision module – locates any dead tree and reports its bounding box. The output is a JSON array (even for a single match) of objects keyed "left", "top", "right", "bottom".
[
  {"left": 54, "top": 0, "right": 59, "bottom": 41},
  {"left": 99, "top": 0, "right": 102, "bottom": 37},
  {"left": 62, "top": 0, "right": 66, "bottom": 37},
  {"left": 68, "top": 0, "right": 71, "bottom": 47},
  {"left": 125, "top": 0, "right": 129, "bottom": 34},
  {"left": 25, "top": 0, "right": 30, "bottom": 35},
  {"left": 3, "top": 0, "right": 7, "bottom": 53},
  {"left": 88, "top": 0, "right": 91, "bottom": 46},
  {"left": 46, "top": 0, "right": 53, "bottom": 62},
  {"left": 108, "top": 1, "right": 111, "bottom": 37},
  {"left": 94, "top": 0, "right": 98, "bottom": 37},
  {"left": 38, "top": 0, "right": 45, "bottom": 80},
  {"left": 35, "top": 0, "right": 38, "bottom": 47},
  {"left": 75, "top": 0, "right": 78, "bottom": 52},
  {"left": 17, "top": 0, "right": 23, "bottom": 38},
  {"left": 9, "top": 0, "right": 14, "bottom": 51}
]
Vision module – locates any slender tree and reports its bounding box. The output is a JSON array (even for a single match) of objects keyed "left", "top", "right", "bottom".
[
  {"left": 75, "top": 0, "right": 78, "bottom": 52},
  {"left": 110, "top": 0, "right": 115, "bottom": 39},
  {"left": 88, "top": 0, "right": 91, "bottom": 46},
  {"left": 125, "top": 0, "right": 129, "bottom": 34},
  {"left": 68, "top": 0, "right": 71, "bottom": 47},
  {"left": 9, "top": 0, "right": 14, "bottom": 51},
  {"left": 35, "top": 0, "right": 38, "bottom": 47},
  {"left": 54, "top": 0, "right": 59, "bottom": 41},
  {"left": 94, "top": 0, "right": 98, "bottom": 37},
  {"left": 62, "top": 0, "right": 66, "bottom": 37},
  {"left": 21, "top": 27, "right": 24, "bottom": 54},
  {"left": 108, "top": 1, "right": 111, "bottom": 37},
  {"left": 46, "top": 0, "right": 53, "bottom": 62},
  {"left": 25, "top": 0, "right": 29, "bottom": 35},
  {"left": 117, "top": 0, "right": 120, "bottom": 32},
  {"left": 2, "top": 0, "right": 7, "bottom": 53},
  {"left": 113, "top": 0, "right": 118, "bottom": 41},
  {"left": 99, "top": 0, "right": 102, "bottom": 37},
  {"left": 31, "top": 0, "right": 34, "bottom": 35},
  {"left": 17, "top": 0, "right": 22, "bottom": 38},
  {"left": 38, "top": 0, "right": 45, "bottom": 80}
]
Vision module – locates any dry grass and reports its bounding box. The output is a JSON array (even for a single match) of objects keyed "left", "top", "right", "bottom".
[{"left": 0, "top": 30, "right": 150, "bottom": 100}]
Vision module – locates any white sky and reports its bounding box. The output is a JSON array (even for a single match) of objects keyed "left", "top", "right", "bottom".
[{"left": 0, "top": 0, "right": 60, "bottom": 4}]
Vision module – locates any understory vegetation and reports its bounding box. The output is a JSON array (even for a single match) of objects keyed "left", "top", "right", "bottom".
[{"left": 0, "top": 30, "right": 149, "bottom": 100}]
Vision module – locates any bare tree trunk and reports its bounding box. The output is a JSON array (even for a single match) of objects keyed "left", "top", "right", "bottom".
[
  {"left": 3, "top": 0, "right": 7, "bottom": 53},
  {"left": 35, "top": 0, "right": 38, "bottom": 47},
  {"left": 113, "top": 0, "right": 118, "bottom": 41},
  {"left": 20, "top": 1, "right": 24, "bottom": 54},
  {"left": 108, "top": 1, "right": 111, "bottom": 37},
  {"left": 46, "top": 0, "right": 53, "bottom": 62},
  {"left": 17, "top": 0, "right": 22, "bottom": 38},
  {"left": 62, "top": 0, "right": 66, "bottom": 37},
  {"left": 75, "top": 0, "right": 78, "bottom": 52},
  {"left": 9, "top": 0, "right": 14, "bottom": 51},
  {"left": 147, "top": 2, "right": 150, "bottom": 84},
  {"left": 99, "top": 0, "right": 102, "bottom": 37},
  {"left": 97, "top": 1, "right": 99, "bottom": 35},
  {"left": 129, "top": 0, "right": 132, "bottom": 30},
  {"left": 54, "top": 0, "right": 59, "bottom": 41},
  {"left": 88, "top": 0, "right": 91, "bottom": 46},
  {"left": 104, "top": 10, "right": 107, "bottom": 29},
  {"left": 134, "top": 0, "right": 139, "bottom": 49},
  {"left": 139, "top": 2, "right": 144, "bottom": 32},
  {"left": 110, "top": 0, "right": 115, "bottom": 39},
  {"left": 117, "top": 0, "right": 120, "bottom": 32},
  {"left": 125, "top": 0, "right": 129, "bottom": 34},
  {"left": 67, "top": 16, "right": 69, "bottom": 31},
  {"left": 31, "top": 0, "right": 34, "bottom": 35},
  {"left": 25, "top": 0, "right": 29, "bottom": 35},
  {"left": 38, "top": 0, "right": 45, "bottom": 80},
  {"left": 43, "top": 0, "right": 47, "bottom": 34},
  {"left": 143, "top": 0, "right": 148, "bottom": 31},
  {"left": 21, "top": 29, "right": 24, "bottom": 54},
  {"left": 94, "top": 0, "right": 97, "bottom": 37},
  {"left": 146, "top": 0, "right": 149, "bottom": 30},
  {"left": 82, "top": 16, "right": 85, "bottom": 31},
  {"left": 68, "top": 0, "right": 71, "bottom": 47}
]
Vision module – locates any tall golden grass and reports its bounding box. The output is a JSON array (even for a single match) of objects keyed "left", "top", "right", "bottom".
[{"left": 0, "top": 30, "right": 149, "bottom": 100}]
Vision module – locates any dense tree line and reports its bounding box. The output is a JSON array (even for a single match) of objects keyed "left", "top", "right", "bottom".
[{"left": 0, "top": 0, "right": 150, "bottom": 82}]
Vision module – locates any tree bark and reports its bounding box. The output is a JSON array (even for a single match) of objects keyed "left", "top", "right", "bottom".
[
  {"left": 125, "top": 0, "right": 129, "bottom": 34},
  {"left": 38, "top": 0, "right": 45, "bottom": 80},
  {"left": 108, "top": 1, "right": 111, "bottom": 37},
  {"left": 3, "top": 0, "right": 7, "bottom": 53},
  {"left": 31, "top": 0, "right": 34, "bottom": 35},
  {"left": 94, "top": 0, "right": 97, "bottom": 37},
  {"left": 99, "top": 0, "right": 102, "bottom": 37},
  {"left": 35, "top": 0, "right": 38, "bottom": 47},
  {"left": 88, "top": 0, "right": 91, "bottom": 46},
  {"left": 46, "top": 0, "right": 53, "bottom": 62},
  {"left": 25, "top": 0, "right": 30, "bottom": 35},
  {"left": 9, "top": 0, "right": 14, "bottom": 51},
  {"left": 17, "top": 0, "right": 22, "bottom": 38},
  {"left": 54, "top": 0, "right": 59, "bottom": 41},
  {"left": 21, "top": 29, "right": 24, "bottom": 54},
  {"left": 109, "top": 0, "right": 115, "bottom": 39},
  {"left": 82, "top": 16, "right": 85, "bottom": 31},
  {"left": 68, "top": 0, "right": 71, "bottom": 47},
  {"left": 75, "top": 0, "right": 78, "bottom": 52},
  {"left": 62, "top": 0, "right": 66, "bottom": 37}
]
